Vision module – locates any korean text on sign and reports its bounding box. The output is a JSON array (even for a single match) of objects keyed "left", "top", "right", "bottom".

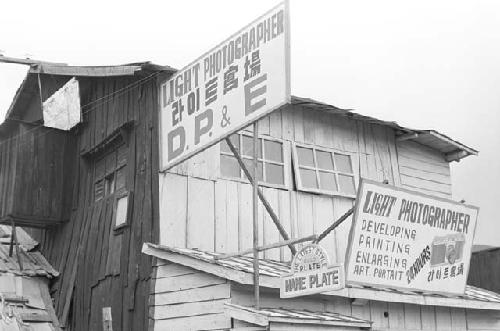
[
  {"left": 345, "top": 179, "right": 478, "bottom": 296},
  {"left": 159, "top": 1, "right": 290, "bottom": 170}
]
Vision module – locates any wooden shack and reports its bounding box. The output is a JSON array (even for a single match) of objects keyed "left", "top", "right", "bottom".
[
  {"left": 1, "top": 60, "right": 499, "bottom": 331},
  {"left": 149, "top": 95, "right": 500, "bottom": 330},
  {"left": 0, "top": 62, "right": 173, "bottom": 331}
]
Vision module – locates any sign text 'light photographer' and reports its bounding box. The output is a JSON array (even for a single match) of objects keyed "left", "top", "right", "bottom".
[{"left": 159, "top": 2, "right": 290, "bottom": 170}]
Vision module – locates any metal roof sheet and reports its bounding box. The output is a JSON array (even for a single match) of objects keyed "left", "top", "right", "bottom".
[
  {"left": 143, "top": 243, "right": 500, "bottom": 310},
  {"left": 224, "top": 303, "right": 372, "bottom": 328}
]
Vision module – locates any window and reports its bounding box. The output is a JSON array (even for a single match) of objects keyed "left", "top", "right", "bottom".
[
  {"left": 220, "top": 133, "right": 288, "bottom": 189},
  {"left": 293, "top": 143, "right": 357, "bottom": 197},
  {"left": 93, "top": 142, "right": 130, "bottom": 229}
]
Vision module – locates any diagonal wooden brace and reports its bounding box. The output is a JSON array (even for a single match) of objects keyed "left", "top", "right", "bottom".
[
  {"left": 313, "top": 207, "right": 354, "bottom": 244},
  {"left": 226, "top": 137, "right": 297, "bottom": 256},
  {"left": 8, "top": 220, "right": 23, "bottom": 271}
]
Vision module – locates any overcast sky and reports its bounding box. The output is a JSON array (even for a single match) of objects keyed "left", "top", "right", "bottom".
[{"left": 1, "top": 0, "right": 499, "bottom": 245}]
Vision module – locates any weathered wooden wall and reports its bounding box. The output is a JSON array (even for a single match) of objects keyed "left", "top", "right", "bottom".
[
  {"left": 150, "top": 262, "right": 500, "bottom": 331},
  {"left": 396, "top": 140, "right": 452, "bottom": 198},
  {"left": 150, "top": 261, "right": 231, "bottom": 330},
  {"left": 158, "top": 105, "right": 452, "bottom": 264},
  {"left": 0, "top": 123, "right": 74, "bottom": 224},
  {"left": 26, "top": 74, "right": 160, "bottom": 331}
]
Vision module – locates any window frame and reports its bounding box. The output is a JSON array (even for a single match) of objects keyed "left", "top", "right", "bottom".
[
  {"left": 219, "top": 132, "right": 291, "bottom": 190},
  {"left": 92, "top": 141, "right": 131, "bottom": 231},
  {"left": 113, "top": 190, "right": 133, "bottom": 231},
  {"left": 292, "top": 142, "right": 358, "bottom": 198}
]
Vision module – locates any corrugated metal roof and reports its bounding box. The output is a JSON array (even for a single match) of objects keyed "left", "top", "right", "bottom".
[
  {"left": 143, "top": 243, "right": 500, "bottom": 310},
  {"left": 291, "top": 96, "right": 478, "bottom": 161},
  {"left": 0, "top": 226, "right": 58, "bottom": 278},
  {"left": 224, "top": 303, "right": 372, "bottom": 328}
]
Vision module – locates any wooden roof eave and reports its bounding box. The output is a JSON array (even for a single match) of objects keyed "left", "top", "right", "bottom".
[
  {"left": 224, "top": 303, "right": 372, "bottom": 328},
  {"left": 291, "top": 95, "right": 478, "bottom": 162}
]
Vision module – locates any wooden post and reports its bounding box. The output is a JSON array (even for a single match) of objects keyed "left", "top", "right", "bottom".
[
  {"left": 102, "top": 307, "right": 113, "bottom": 331},
  {"left": 252, "top": 122, "right": 260, "bottom": 309},
  {"left": 214, "top": 234, "right": 317, "bottom": 260},
  {"left": 225, "top": 138, "right": 296, "bottom": 255},
  {"left": 314, "top": 207, "right": 354, "bottom": 244}
]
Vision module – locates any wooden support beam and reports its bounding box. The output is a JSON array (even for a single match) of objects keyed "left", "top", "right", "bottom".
[
  {"left": 215, "top": 234, "right": 318, "bottom": 260},
  {"left": 252, "top": 122, "right": 260, "bottom": 309},
  {"left": 0, "top": 55, "right": 65, "bottom": 66},
  {"left": 226, "top": 137, "right": 297, "bottom": 256},
  {"left": 314, "top": 207, "right": 355, "bottom": 244},
  {"left": 9, "top": 221, "right": 15, "bottom": 257}
]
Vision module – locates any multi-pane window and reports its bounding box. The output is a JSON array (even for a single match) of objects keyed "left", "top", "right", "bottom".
[
  {"left": 293, "top": 143, "right": 357, "bottom": 197},
  {"left": 220, "top": 133, "right": 287, "bottom": 188},
  {"left": 93, "top": 142, "right": 130, "bottom": 229}
]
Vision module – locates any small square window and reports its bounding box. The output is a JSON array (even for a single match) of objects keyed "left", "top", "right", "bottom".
[
  {"left": 243, "top": 159, "right": 263, "bottom": 181},
  {"left": 266, "top": 163, "right": 284, "bottom": 185},
  {"left": 241, "top": 135, "right": 262, "bottom": 158},
  {"left": 221, "top": 134, "right": 240, "bottom": 154},
  {"left": 264, "top": 140, "right": 283, "bottom": 163},
  {"left": 316, "top": 150, "right": 334, "bottom": 170},
  {"left": 294, "top": 144, "right": 356, "bottom": 197},
  {"left": 221, "top": 155, "right": 241, "bottom": 178},
  {"left": 296, "top": 147, "right": 314, "bottom": 167},
  {"left": 300, "top": 168, "right": 318, "bottom": 189},
  {"left": 220, "top": 133, "right": 287, "bottom": 189},
  {"left": 335, "top": 153, "right": 353, "bottom": 173},
  {"left": 319, "top": 171, "right": 337, "bottom": 191},
  {"left": 338, "top": 174, "right": 356, "bottom": 195}
]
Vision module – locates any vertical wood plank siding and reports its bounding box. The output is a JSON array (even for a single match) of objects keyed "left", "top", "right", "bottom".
[
  {"left": 28, "top": 75, "right": 160, "bottom": 331},
  {"left": 0, "top": 124, "right": 74, "bottom": 223}
]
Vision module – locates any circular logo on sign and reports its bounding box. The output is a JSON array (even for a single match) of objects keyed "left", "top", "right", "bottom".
[{"left": 291, "top": 244, "right": 330, "bottom": 273}]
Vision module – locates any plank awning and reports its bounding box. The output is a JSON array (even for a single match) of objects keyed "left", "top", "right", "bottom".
[
  {"left": 224, "top": 303, "right": 372, "bottom": 329},
  {"left": 0, "top": 226, "right": 59, "bottom": 278},
  {"left": 291, "top": 96, "right": 478, "bottom": 162},
  {"left": 142, "top": 243, "right": 500, "bottom": 311}
]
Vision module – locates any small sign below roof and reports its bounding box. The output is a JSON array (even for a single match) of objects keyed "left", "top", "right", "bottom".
[{"left": 280, "top": 244, "right": 345, "bottom": 298}]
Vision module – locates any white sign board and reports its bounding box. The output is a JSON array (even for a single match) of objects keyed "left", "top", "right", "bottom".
[
  {"left": 43, "top": 77, "right": 81, "bottom": 131},
  {"left": 159, "top": 1, "right": 290, "bottom": 170},
  {"left": 280, "top": 244, "right": 345, "bottom": 298},
  {"left": 345, "top": 179, "right": 479, "bottom": 295}
]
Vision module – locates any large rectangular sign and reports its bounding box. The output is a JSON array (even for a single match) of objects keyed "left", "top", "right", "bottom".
[
  {"left": 280, "top": 265, "right": 345, "bottom": 298},
  {"left": 345, "top": 179, "right": 479, "bottom": 295},
  {"left": 159, "top": 2, "right": 290, "bottom": 170}
]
